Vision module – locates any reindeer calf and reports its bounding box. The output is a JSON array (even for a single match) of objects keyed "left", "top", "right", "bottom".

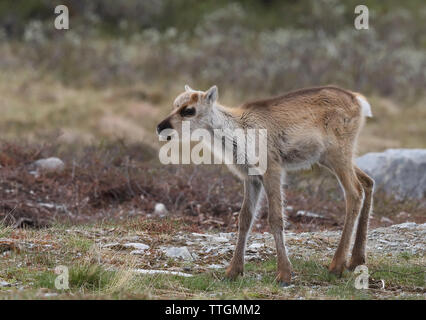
[{"left": 157, "top": 85, "right": 374, "bottom": 285}]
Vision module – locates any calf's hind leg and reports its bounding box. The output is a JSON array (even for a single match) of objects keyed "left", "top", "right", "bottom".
[
  {"left": 348, "top": 166, "right": 374, "bottom": 270},
  {"left": 325, "top": 160, "right": 364, "bottom": 276}
]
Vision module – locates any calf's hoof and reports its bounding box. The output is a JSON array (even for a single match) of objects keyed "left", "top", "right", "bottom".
[
  {"left": 278, "top": 281, "right": 291, "bottom": 287},
  {"left": 276, "top": 270, "right": 292, "bottom": 286},
  {"left": 225, "top": 265, "right": 243, "bottom": 280},
  {"left": 347, "top": 256, "right": 366, "bottom": 271},
  {"left": 328, "top": 260, "right": 345, "bottom": 277}
]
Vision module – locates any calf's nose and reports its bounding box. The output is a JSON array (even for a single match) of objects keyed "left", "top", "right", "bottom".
[{"left": 157, "top": 119, "right": 173, "bottom": 135}]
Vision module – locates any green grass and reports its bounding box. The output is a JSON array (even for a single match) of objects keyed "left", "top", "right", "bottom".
[
  {"left": 369, "top": 255, "right": 425, "bottom": 288},
  {"left": 68, "top": 265, "right": 116, "bottom": 292},
  {"left": 32, "top": 264, "right": 116, "bottom": 294},
  {"left": 0, "top": 224, "right": 424, "bottom": 300},
  {"left": 65, "top": 237, "right": 95, "bottom": 254}
]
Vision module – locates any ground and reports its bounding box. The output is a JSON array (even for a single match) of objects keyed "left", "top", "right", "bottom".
[{"left": 0, "top": 219, "right": 424, "bottom": 300}]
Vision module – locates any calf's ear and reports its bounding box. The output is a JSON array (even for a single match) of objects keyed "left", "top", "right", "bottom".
[
  {"left": 204, "top": 85, "right": 218, "bottom": 104},
  {"left": 184, "top": 85, "right": 193, "bottom": 92}
]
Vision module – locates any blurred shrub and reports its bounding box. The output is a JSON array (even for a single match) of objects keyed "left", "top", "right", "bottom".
[
  {"left": 0, "top": 1, "right": 425, "bottom": 101},
  {"left": 136, "top": 3, "right": 426, "bottom": 101}
]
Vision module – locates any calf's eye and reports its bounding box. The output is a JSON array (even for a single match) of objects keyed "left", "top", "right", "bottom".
[{"left": 180, "top": 107, "right": 196, "bottom": 117}]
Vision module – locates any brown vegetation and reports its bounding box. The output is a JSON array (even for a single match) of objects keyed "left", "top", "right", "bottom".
[{"left": 1, "top": 141, "right": 424, "bottom": 232}]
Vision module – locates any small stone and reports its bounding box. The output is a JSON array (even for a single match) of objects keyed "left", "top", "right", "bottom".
[
  {"left": 133, "top": 269, "right": 193, "bottom": 277},
  {"left": 393, "top": 222, "right": 417, "bottom": 229},
  {"left": 380, "top": 217, "right": 393, "bottom": 224},
  {"left": 154, "top": 203, "right": 168, "bottom": 216},
  {"left": 279, "top": 282, "right": 293, "bottom": 288},
  {"left": 248, "top": 243, "right": 264, "bottom": 250},
  {"left": 296, "top": 210, "right": 323, "bottom": 219},
  {"left": 218, "top": 233, "right": 234, "bottom": 240},
  {"left": 130, "top": 250, "right": 148, "bottom": 255},
  {"left": 163, "top": 246, "right": 193, "bottom": 261},
  {"left": 0, "top": 281, "right": 11, "bottom": 287},
  {"left": 210, "top": 236, "right": 228, "bottom": 243},
  {"left": 33, "top": 157, "right": 65, "bottom": 174},
  {"left": 123, "top": 243, "right": 149, "bottom": 250},
  {"left": 192, "top": 232, "right": 229, "bottom": 243},
  {"left": 44, "top": 293, "right": 58, "bottom": 297},
  {"left": 397, "top": 211, "right": 410, "bottom": 219}
]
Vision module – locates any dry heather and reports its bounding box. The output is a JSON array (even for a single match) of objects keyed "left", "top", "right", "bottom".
[{"left": 1, "top": 140, "right": 424, "bottom": 233}]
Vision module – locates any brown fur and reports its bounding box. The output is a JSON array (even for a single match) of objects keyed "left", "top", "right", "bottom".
[
  {"left": 190, "top": 92, "right": 199, "bottom": 103},
  {"left": 227, "top": 86, "right": 374, "bottom": 283},
  {"left": 159, "top": 85, "right": 374, "bottom": 285}
]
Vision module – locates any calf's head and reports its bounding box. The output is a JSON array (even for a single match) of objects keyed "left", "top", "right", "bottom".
[{"left": 156, "top": 85, "right": 218, "bottom": 140}]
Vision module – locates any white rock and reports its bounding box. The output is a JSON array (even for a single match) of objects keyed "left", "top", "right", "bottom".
[
  {"left": 154, "top": 203, "right": 168, "bottom": 216},
  {"left": 33, "top": 157, "right": 65, "bottom": 174},
  {"left": 281, "top": 284, "right": 295, "bottom": 289},
  {"left": 380, "top": 217, "right": 393, "bottom": 224},
  {"left": 191, "top": 232, "right": 229, "bottom": 243},
  {"left": 163, "top": 246, "right": 193, "bottom": 261},
  {"left": 356, "top": 149, "right": 426, "bottom": 199},
  {"left": 296, "top": 210, "right": 323, "bottom": 218},
  {"left": 248, "top": 242, "right": 264, "bottom": 250},
  {"left": 102, "top": 242, "right": 121, "bottom": 248},
  {"left": 44, "top": 293, "right": 58, "bottom": 297},
  {"left": 0, "top": 281, "right": 11, "bottom": 287},
  {"left": 133, "top": 269, "right": 193, "bottom": 277},
  {"left": 218, "top": 247, "right": 232, "bottom": 255},
  {"left": 218, "top": 233, "right": 234, "bottom": 240},
  {"left": 130, "top": 250, "right": 149, "bottom": 255},
  {"left": 123, "top": 243, "right": 149, "bottom": 250},
  {"left": 392, "top": 222, "right": 418, "bottom": 229},
  {"left": 210, "top": 236, "right": 229, "bottom": 243}
]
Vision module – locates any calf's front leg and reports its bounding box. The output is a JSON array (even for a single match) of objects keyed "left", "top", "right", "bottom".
[
  {"left": 226, "top": 178, "right": 262, "bottom": 279},
  {"left": 263, "top": 168, "right": 292, "bottom": 286}
]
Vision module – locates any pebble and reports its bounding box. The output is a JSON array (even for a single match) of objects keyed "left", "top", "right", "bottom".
[
  {"left": 163, "top": 246, "right": 193, "bottom": 261},
  {"left": 33, "top": 157, "right": 65, "bottom": 174}
]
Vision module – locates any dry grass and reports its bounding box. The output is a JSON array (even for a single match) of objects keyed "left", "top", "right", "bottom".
[
  {"left": 1, "top": 69, "right": 425, "bottom": 153},
  {"left": 358, "top": 96, "right": 426, "bottom": 154},
  {"left": 0, "top": 69, "right": 162, "bottom": 148}
]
